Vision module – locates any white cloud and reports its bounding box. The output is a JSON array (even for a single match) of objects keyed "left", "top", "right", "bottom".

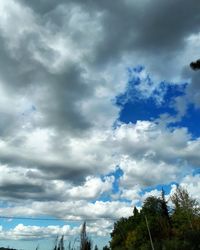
[
  {"left": 0, "top": 224, "right": 79, "bottom": 240},
  {"left": 179, "top": 174, "right": 200, "bottom": 202},
  {"left": 112, "top": 121, "right": 198, "bottom": 188},
  {"left": 119, "top": 156, "right": 180, "bottom": 188},
  {"left": 120, "top": 185, "right": 141, "bottom": 203},
  {"left": 68, "top": 176, "right": 114, "bottom": 199},
  {"left": 0, "top": 219, "right": 115, "bottom": 240},
  {"left": 141, "top": 189, "right": 162, "bottom": 202},
  {"left": 0, "top": 199, "right": 133, "bottom": 222}
]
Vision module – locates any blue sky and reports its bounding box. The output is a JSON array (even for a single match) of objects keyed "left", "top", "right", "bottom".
[{"left": 0, "top": 0, "right": 200, "bottom": 249}]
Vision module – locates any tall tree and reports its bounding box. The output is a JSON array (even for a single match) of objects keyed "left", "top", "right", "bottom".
[
  {"left": 171, "top": 186, "right": 199, "bottom": 230},
  {"left": 80, "top": 222, "right": 92, "bottom": 250},
  {"left": 160, "top": 188, "right": 172, "bottom": 238},
  {"left": 58, "top": 236, "right": 65, "bottom": 250}
]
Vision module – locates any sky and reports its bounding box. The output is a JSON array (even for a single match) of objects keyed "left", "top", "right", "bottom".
[{"left": 0, "top": 0, "right": 200, "bottom": 249}]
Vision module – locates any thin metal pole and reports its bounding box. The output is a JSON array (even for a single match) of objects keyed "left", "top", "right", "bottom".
[{"left": 145, "top": 215, "right": 155, "bottom": 250}]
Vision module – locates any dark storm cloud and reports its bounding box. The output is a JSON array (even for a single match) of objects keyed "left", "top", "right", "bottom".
[
  {"left": 0, "top": 29, "right": 92, "bottom": 136},
  {"left": 0, "top": 181, "right": 66, "bottom": 202},
  {"left": 19, "top": 0, "right": 200, "bottom": 56},
  {"left": 16, "top": 0, "right": 200, "bottom": 82},
  {"left": 91, "top": 0, "right": 200, "bottom": 68},
  {"left": 0, "top": 33, "right": 48, "bottom": 92},
  {"left": 26, "top": 166, "right": 90, "bottom": 184},
  {"left": 186, "top": 71, "right": 200, "bottom": 108},
  {"left": 0, "top": 150, "right": 92, "bottom": 183},
  {"left": 0, "top": 183, "right": 44, "bottom": 199},
  {"left": 179, "top": 64, "right": 200, "bottom": 111},
  {"left": 17, "top": 0, "right": 67, "bottom": 15},
  {"left": 38, "top": 64, "right": 93, "bottom": 133},
  {"left": 0, "top": 111, "right": 18, "bottom": 138}
]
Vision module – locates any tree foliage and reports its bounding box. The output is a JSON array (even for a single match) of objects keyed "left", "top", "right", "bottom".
[
  {"left": 190, "top": 59, "right": 200, "bottom": 70},
  {"left": 109, "top": 187, "right": 200, "bottom": 250},
  {"left": 80, "top": 222, "right": 92, "bottom": 250}
]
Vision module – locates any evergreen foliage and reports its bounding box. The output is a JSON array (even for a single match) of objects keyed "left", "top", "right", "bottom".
[
  {"left": 108, "top": 187, "right": 200, "bottom": 250},
  {"left": 80, "top": 222, "right": 92, "bottom": 250}
]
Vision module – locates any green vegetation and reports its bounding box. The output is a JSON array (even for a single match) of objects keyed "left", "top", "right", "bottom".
[
  {"left": 53, "top": 222, "right": 92, "bottom": 250},
  {"left": 107, "top": 186, "right": 200, "bottom": 250}
]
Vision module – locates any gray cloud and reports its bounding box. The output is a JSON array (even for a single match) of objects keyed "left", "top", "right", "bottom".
[
  {"left": 0, "top": 183, "right": 44, "bottom": 200},
  {"left": 187, "top": 72, "right": 200, "bottom": 108},
  {"left": 0, "top": 34, "right": 93, "bottom": 135},
  {"left": 18, "top": 0, "right": 200, "bottom": 58}
]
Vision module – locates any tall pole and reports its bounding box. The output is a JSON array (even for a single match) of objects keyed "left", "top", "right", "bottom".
[{"left": 145, "top": 215, "right": 155, "bottom": 250}]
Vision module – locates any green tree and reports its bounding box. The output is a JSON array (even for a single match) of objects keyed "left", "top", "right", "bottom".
[
  {"left": 102, "top": 246, "right": 110, "bottom": 250},
  {"left": 110, "top": 188, "right": 200, "bottom": 250},
  {"left": 139, "top": 195, "right": 171, "bottom": 248},
  {"left": 171, "top": 186, "right": 199, "bottom": 230},
  {"left": 171, "top": 186, "right": 200, "bottom": 249},
  {"left": 80, "top": 222, "right": 92, "bottom": 250}
]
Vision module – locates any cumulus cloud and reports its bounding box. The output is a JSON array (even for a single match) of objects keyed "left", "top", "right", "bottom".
[
  {"left": 67, "top": 176, "right": 114, "bottom": 199},
  {"left": 0, "top": 164, "right": 114, "bottom": 201},
  {"left": 179, "top": 174, "right": 200, "bottom": 202},
  {"left": 0, "top": 224, "right": 79, "bottom": 240},
  {"left": 0, "top": 200, "right": 133, "bottom": 222},
  {"left": 111, "top": 121, "right": 200, "bottom": 190},
  {"left": 0, "top": 219, "right": 114, "bottom": 240},
  {"left": 1, "top": 119, "right": 200, "bottom": 203}
]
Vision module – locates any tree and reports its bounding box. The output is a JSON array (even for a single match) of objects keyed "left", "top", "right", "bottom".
[
  {"left": 53, "top": 236, "right": 64, "bottom": 250},
  {"left": 109, "top": 188, "right": 200, "bottom": 249},
  {"left": 190, "top": 59, "right": 200, "bottom": 70},
  {"left": 171, "top": 186, "right": 199, "bottom": 230},
  {"left": 110, "top": 217, "right": 129, "bottom": 250},
  {"left": 160, "top": 188, "right": 172, "bottom": 238},
  {"left": 80, "top": 222, "right": 92, "bottom": 250},
  {"left": 59, "top": 236, "right": 65, "bottom": 250},
  {"left": 140, "top": 195, "right": 172, "bottom": 247},
  {"left": 170, "top": 186, "right": 200, "bottom": 249},
  {"left": 102, "top": 246, "right": 110, "bottom": 250}
]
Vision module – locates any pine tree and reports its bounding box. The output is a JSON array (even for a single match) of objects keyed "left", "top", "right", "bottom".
[{"left": 80, "top": 222, "right": 92, "bottom": 250}]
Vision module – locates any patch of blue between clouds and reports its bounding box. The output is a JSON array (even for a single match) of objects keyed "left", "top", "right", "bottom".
[
  {"left": 141, "top": 182, "right": 178, "bottom": 196},
  {"left": 171, "top": 104, "right": 200, "bottom": 138},
  {"left": 115, "top": 65, "right": 187, "bottom": 125},
  {"left": 193, "top": 169, "right": 200, "bottom": 175},
  {"left": 99, "top": 168, "right": 176, "bottom": 204},
  {"left": 109, "top": 167, "right": 124, "bottom": 195},
  {"left": 97, "top": 167, "right": 124, "bottom": 203},
  {"left": 0, "top": 216, "right": 72, "bottom": 231}
]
